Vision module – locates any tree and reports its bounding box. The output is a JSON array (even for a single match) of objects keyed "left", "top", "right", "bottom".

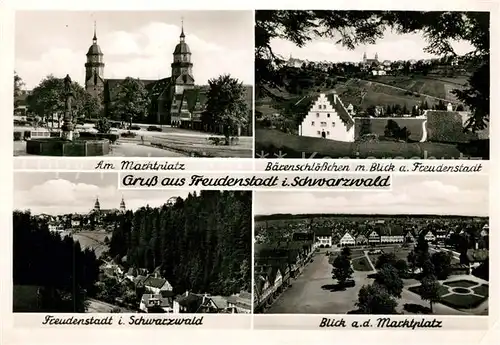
[
  {"left": 394, "top": 259, "right": 409, "bottom": 278},
  {"left": 421, "top": 259, "right": 435, "bottom": 278},
  {"left": 430, "top": 251, "right": 452, "bottom": 280},
  {"left": 414, "top": 235, "right": 430, "bottom": 269},
  {"left": 407, "top": 250, "right": 417, "bottom": 274},
  {"left": 375, "top": 264, "right": 404, "bottom": 298},
  {"left": 204, "top": 74, "right": 249, "bottom": 143},
  {"left": 256, "top": 11, "right": 489, "bottom": 131},
  {"left": 356, "top": 284, "right": 398, "bottom": 314},
  {"left": 95, "top": 117, "right": 111, "bottom": 134},
  {"left": 341, "top": 246, "right": 351, "bottom": 259},
  {"left": 26, "top": 75, "right": 96, "bottom": 128},
  {"left": 332, "top": 253, "right": 353, "bottom": 287},
  {"left": 419, "top": 275, "right": 441, "bottom": 313},
  {"left": 375, "top": 252, "right": 397, "bottom": 270},
  {"left": 112, "top": 77, "right": 150, "bottom": 127},
  {"left": 14, "top": 72, "right": 25, "bottom": 109}
]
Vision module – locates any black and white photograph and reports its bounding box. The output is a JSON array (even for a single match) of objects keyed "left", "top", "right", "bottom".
[
  {"left": 13, "top": 172, "right": 252, "bottom": 314},
  {"left": 255, "top": 10, "right": 489, "bottom": 159},
  {"left": 13, "top": 11, "right": 253, "bottom": 157},
  {"left": 253, "top": 174, "right": 489, "bottom": 315}
]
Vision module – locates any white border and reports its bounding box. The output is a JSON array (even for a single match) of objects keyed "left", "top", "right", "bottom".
[{"left": 2, "top": 1, "right": 499, "bottom": 345}]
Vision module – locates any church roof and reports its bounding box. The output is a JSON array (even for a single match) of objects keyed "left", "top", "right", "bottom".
[
  {"left": 87, "top": 43, "right": 103, "bottom": 55},
  {"left": 174, "top": 42, "right": 191, "bottom": 54}
]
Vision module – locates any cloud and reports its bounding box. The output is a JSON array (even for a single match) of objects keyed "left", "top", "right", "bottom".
[
  {"left": 271, "top": 32, "right": 475, "bottom": 63},
  {"left": 13, "top": 177, "right": 190, "bottom": 215},
  {"left": 17, "top": 21, "right": 252, "bottom": 89}
]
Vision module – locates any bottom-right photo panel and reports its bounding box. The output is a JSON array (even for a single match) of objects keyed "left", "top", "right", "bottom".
[{"left": 253, "top": 174, "right": 488, "bottom": 320}]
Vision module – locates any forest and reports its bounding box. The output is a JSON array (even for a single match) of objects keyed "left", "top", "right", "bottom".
[
  {"left": 13, "top": 211, "right": 100, "bottom": 312},
  {"left": 109, "top": 191, "right": 252, "bottom": 296}
]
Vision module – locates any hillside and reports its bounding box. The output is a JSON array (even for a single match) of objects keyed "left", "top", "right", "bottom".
[
  {"left": 255, "top": 128, "right": 489, "bottom": 159},
  {"left": 257, "top": 74, "right": 469, "bottom": 120}
]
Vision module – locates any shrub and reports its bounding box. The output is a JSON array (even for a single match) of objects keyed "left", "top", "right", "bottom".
[
  {"left": 14, "top": 131, "right": 22, "bottom": 141},
  {"left": 208, "top": 137, "right": 225, "bottom": 145},
  {"left": 121, "top": 131, "right": 136, "bottom": 138},
  {"left": 78, "top": 131, "right": 119, "bottom": 144},
  {"left": 95, "top": 117, "right": 111, "bottom": 134}
]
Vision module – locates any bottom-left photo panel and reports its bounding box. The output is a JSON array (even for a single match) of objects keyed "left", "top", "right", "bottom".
[{"left": 12, "top": 172, "right": 252, "bottom": 328}]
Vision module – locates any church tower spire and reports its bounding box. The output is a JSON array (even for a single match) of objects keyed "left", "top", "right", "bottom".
[
  {"left": 180, "top": 17, "right": 185, "bottom": 42},
  {"left": 85, "top": 21, "right": 105, "bottom": 100},
  {"left": 171, "top": 18, "right": 194, "bottom": 93},
  {"left": 93, "top": 21, "right": 97, "bottom": 43}
]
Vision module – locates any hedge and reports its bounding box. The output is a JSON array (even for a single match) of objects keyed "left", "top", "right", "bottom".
[{"left": 78, "top": 132, "right": 119, "bottom": 144}]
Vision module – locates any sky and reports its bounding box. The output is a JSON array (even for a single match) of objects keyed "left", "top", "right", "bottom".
[
  {"left": 13, "top": 172, "right": 198, "bottom": 215},
  {"left": 15, "top": 10, "right": 254, "bottom": 90},
  {"left": 254, "top": 174, "right": 488, "bottom": 217},
  {"left": 272, "top": 30, "right": 475, "bottom": 63}
]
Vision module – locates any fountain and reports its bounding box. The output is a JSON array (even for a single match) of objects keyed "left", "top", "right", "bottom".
[{"left": 25, "top": 74, "right": 111, "bottom": 156}]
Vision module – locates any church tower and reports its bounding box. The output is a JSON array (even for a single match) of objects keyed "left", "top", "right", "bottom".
[
  {"left": 375, "top": 52, "right": 379, "bottom": 61},
  {"left": 363, "top": 52, "right": 367, "bottom": 63},
  {"left": 120, "top": 195, "right": 126, "bottom": 213},
  {"left": 93, "top": 197, "right": 101, "bottom": 212},
  {"left": 171, "top": 19, "right": 195, "bottom": 95},
  {"left": 85, "top": 22, "right": 105, "bottom": 99}
]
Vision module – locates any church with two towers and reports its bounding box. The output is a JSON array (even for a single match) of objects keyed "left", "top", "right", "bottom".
[{"left": 83, "top": 22, "right": 206, "bottom": 127}]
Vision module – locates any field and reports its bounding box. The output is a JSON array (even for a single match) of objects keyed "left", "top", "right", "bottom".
[
  {"left": 364, "top": 75, "right": 468, "bottom": 101},
  {"left": 255, "top": 128, "right": 483, "bottom": 159},
  {"left": 71, "top": 231, "right": 110, "bottom": 258},
  {"left": 354, "top": 117, "right": 425, "bottom": 141},
  {"left": 352, "top": 256, "right": 372, "bottom": 271}
]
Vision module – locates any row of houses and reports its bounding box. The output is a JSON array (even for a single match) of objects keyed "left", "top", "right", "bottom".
[
  {"left": 313, "top": 223, "right": 489, "bottom": 247},
  {"left": 101, "top": 264, "right": 251, "bottom": 314},
  {"left": 253, "top": 237, "right": 315, "bottom": 312}
]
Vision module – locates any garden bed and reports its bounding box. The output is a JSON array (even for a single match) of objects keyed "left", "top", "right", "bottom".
[
  {"left": 440, "top": 293, "right": 486, "bottom": 309},
  {"left": 443, "top": 280, "right": 478, "bottom": 288},
  {"left": 472, "top": 284, "right": 489, "bottom": 297},
  {"left": 352, "top": 257, "right": 372, "bottom": 271}
]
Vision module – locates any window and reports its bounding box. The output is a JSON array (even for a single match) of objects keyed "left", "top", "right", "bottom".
[
  {"left": 327, "top": 113, "right": 330, "bottom": 118},
  {"left": 320, "top": 122, "right": 327, "bottom": 127},
  {"left": 316, "top": 113, "right": 320, "bottom": 117},
  {"left": 311, "top": 121, "right": 315, "bottom": 126},
  {"left": 332, "top": 122, "right": 335, "bottom": 127},
  {"left": 327, "top": 131, "right": 330, "bottom": 135},
  {"left": 317, "top": 131, "right": 320, "bottom": 135}
]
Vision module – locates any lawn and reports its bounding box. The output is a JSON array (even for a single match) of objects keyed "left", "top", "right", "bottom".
[
  {"left": 354, "top": 117, "right": 425, "bottom": 141},
  {"left": 150, "top": 135, "right": 253, "bottom": 158},
  {"left": 443, "top": 280, "right": 479, "bottom": 289},
  {"left": 473, "top": 284, "right": 489, "bottom": 297},
  {"left": 352, "top": 257, "right": 373, "bottom": 271},
  {"left": 440, "top": 293, "right": 486, "bottom": 309},
  {"left": 408, "top": 284, "right": 450, "bottom": 299},
  {"left": 255, "top": 128, "right": 471, "bottom": 159}
]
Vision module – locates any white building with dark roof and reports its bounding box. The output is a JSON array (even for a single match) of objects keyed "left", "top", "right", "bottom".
[{"left": 298, "top": 92, "right": 355, "bottom": 142}]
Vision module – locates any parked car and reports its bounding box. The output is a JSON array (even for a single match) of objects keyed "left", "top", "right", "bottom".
[
  {"left": 128, "top": 125, "right": 141, "bottom": 131},
  {"left": 147, "top": 125, "right": 162, "bottom": 132}
]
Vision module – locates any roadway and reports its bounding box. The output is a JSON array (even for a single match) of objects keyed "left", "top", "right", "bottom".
[{"left": 265, "top": 247, "right": 470, "bottom": 315}]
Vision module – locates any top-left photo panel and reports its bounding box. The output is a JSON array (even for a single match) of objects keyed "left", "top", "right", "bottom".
[{"left": 13, "top": 10, "right": 254, "bottom": 158}]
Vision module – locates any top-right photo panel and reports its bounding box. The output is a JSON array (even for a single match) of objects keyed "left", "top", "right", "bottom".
[{"left": 254, "top": 10, "right": 490, "bottom": 159}]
